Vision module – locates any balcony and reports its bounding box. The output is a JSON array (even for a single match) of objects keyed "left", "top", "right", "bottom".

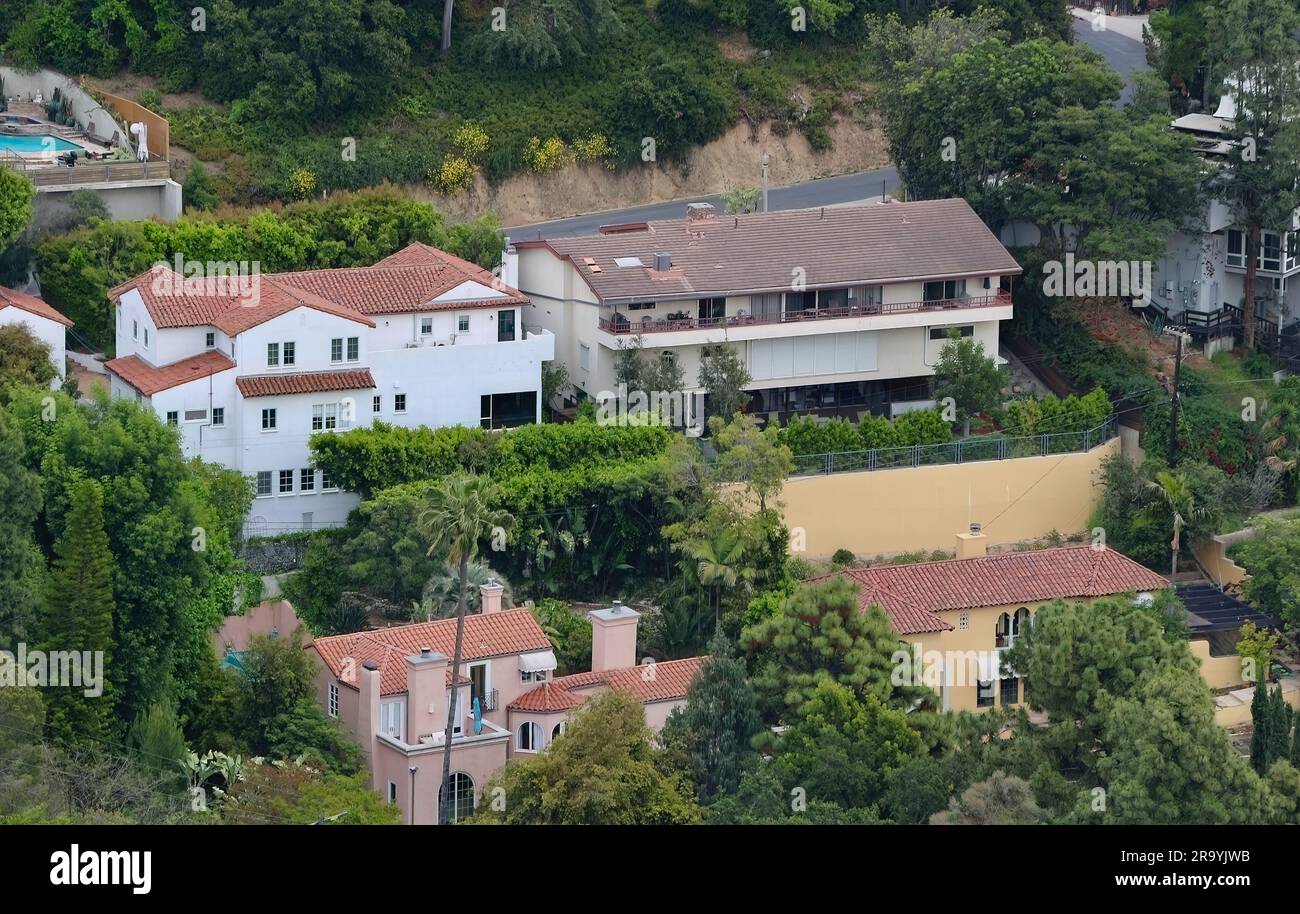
[{"left": 596, "top": 292, "right": 1011, "bottom": 335}]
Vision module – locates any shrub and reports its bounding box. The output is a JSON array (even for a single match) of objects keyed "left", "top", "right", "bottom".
[
  {"left": 831, "top": 548, "right": 856, "bottom": 566},
  {"left": 288, "top": 167, "right": 317, "bottom": 198},
  {"left": 136, "top": 88, "right": 163, "bottom": 112},
  {"left": 573, "top": 133, "right": 616, "bottom": 169},
  {"left": 434, "top": 155, "right": 477, "bottom": 193},
  {"left": 526, "top": 136, "right": 572, "bottom": 173},
  {"left": 452, "top": 123, "right": 490, "bottom": 162}
]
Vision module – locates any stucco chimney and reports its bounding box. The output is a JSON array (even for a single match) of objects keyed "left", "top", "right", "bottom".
[
  {"left": 480, "top": 579, "right": 505, "bottom": 614},
  {"left": 501, "top": 237, "right": 519, "bottom": 290},
  {"left": 956, "top": 523, "right": 987, "bottom": 559},
  {"left": 405, "top": 647, "right": 447, "bottom": 744},
  {"left": 588, "top": 601, "right": 640, "bottom": 674},
  {"left": 358, "top": 660, "right": 382, "bottom": 786},
  {"left": 686, "top": 202, "right": 716, "bottom": 221}
]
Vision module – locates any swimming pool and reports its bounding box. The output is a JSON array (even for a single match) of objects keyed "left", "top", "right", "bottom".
[{"left": 0, "top": 134, "right": 84, "bottom": 155}]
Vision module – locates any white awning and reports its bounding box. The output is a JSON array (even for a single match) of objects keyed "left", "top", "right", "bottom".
[
  {"left": 977, "top": 651, "right": 1001, "bottom": 683},
  {"left": 518, "top": 650, "right": 558, "bottom": 673}
]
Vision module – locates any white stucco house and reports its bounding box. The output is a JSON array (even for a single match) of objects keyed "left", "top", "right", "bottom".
[
  {"left": 0, "top": 284, "right": 73, "bottom": 385},
  {"left": 514, "top": 199, "right": 1022, "bottom": 422},
  {"left": 105, "top": 242, "right": 553, "bottom": 534}
]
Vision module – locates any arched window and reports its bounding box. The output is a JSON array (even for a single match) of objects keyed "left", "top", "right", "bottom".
[
  {"left": 518, "top": 721, "right": 542, "bottom": 752},
  {"left": 551, "top": 721, "right": 566, "bottom": 741},
  {"left": 1014, "top": 607, "right": 1031, "bottom": 637},
  {"left": 995, "top": 612, "right": 1012, "bottom": 649},
  {"left": 447, "top": 772, "right": 475, "bottom": 824}
]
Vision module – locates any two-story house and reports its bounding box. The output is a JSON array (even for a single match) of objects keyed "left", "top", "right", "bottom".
[
  {"left": 514, "top": 198, "right": 1021, "bottom": 422},
  {"left": 104, "top": 242, "right": 553, "bottom": 533},
  {"left": 310, "top": 584, "right": 703, "bottom": 824},
  {"left": 813, "top": 531, "right": 1174, "bottom": 713},
  {"left": 0, "top": 284, "right": 73, "bottom": 385}
]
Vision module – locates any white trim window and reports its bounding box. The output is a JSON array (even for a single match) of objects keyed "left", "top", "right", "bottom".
[
  {"left": 205, "top": 331, "right": 215, "bottom": 348},
  {"left": 255, "top": 471, "right": 272, "bottom": 498},
  {"left": 420, "top": 317, "right": 434, "bottom": 336},
  {"left": 300, "top": 468, "right": 315, "bottom": 492},
  {"left": 262, "top": 408, "right": 277, "bottom": 431},
  {"left": 517, "top": 721, "right": 542, "bottom": 752},
  {"left": 279, "top": 469, "right": 294, "bottom": 494},
  {"left": 330, "top": 338, "right": 343, "bottom": 363},
  {"left": 551, "top": 721, "right": 566, "bottom": 741},
  {"left": 283, "top": 341, "right": 296, "bottom": 366},
  {"left": 579, "top": 343, "right": 591, "bottom": 371},
  {"left": 448, "top": 772, "right": 475, "bottom": 823},
  {"left": 394, "top": 393, "right": 407, "bottom": 413},
  {"left": 327, "top": 683, "right": 339, "bottom": 717},
  {"left": 211, "top": 407, "right": 225, "bottom": 427},
  {"left": 267, "top": 342, "right": 280, "bottom": 367},
  {"left": 312, "top": 403, "right": 339, "bottom": 431},
  {"left": 380, "top": 698, "right": 405, "bottom": 741},
  {"left": 347, "top": 337, "right": 359, "bottom": 362},
  {"left": 458, "top": 314, "right": 470, "bottom": 333},
  {"left": 322, "top": 471, "right": 338, "bottom": 492}
]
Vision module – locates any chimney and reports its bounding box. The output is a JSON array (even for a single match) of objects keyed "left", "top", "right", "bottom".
[
  {"left": 480, "top": 579, "right": 504, "bottom": 614},
  {"left": 501, "top": 236, "right": 519, "bottom": 290},
  {"left": 653, "top": 251, "right": 672, "bottom": 272},
  {"left": 405, "top": 647, "right": 447, "bottom": 744},
  {"left": 588, "top": 601, "right": 640, "bottom": 673},
  {"left": 955, "top": 523, "right": 987, "bottom": 559},
  {"left": 686, "top": 202, "right": 716, "bottom": 221},
  {"left": 358, "top": 660, "right": 382, "bottom": 786}
]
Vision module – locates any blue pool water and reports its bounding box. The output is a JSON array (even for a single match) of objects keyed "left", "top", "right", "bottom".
[{"left": 0, "top": 134, "right": 83, "bottom": 154}]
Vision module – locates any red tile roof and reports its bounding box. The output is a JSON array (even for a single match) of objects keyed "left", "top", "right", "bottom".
[
  {"left": 109, "top": 243, "right": 526, "bottom": 334},
  {"left": 312, "top": 609, "right": 553, "bottom": 696},
  {"left": 236, "top": 369, "right": 376, "bottom": 398},
  {"left": 104, "top": 350, "right": 235, "bottom": 396},
  {"left": 811, "top": 545, "right": 1170, "bottom": 635},
  {"left": 0, "top": 286, "right": 74, "bottom": 327},
  {"left": 509, "top": 657, "right": 707, "bottom": 712}
]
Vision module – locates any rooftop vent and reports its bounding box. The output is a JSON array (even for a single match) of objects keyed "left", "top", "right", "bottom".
[
  {"left": 686, "top": 202, "right": 716, "bottom": 221},
  {"left": 653, "top": 252, "right": 672, "bottom": 271}
]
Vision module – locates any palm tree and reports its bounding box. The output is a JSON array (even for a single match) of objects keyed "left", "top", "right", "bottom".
[
  {"left": 414, "top": 563, "right": 512, "bottom": 621},
  {"left": 417, "top": 473, "right": 512, "bottom": 824},
  {"left": 672, "top": 526, "right": 754, "bottom": 630},
  {"left": 1144, "top": 470, "right": 1210, "bottom": 577}
]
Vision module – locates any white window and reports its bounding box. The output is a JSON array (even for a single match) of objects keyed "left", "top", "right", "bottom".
[
  {"left": 327, "top": 683, "right": 339, "bottom": 717},
  {"left": 394, "top": 394, "right": 406, "bottom": 413},
  {"left": 300, "top": 468, "right": 315, "bottom": 492},
  {"left": 551, "top": 722, "right": 566, "bottom": 741},
  {"left": 283, "top": 341, "right": 296, "bottom": 366},
  {"left": 184, "top": 409, "right": 207, "bottom": 422},
  {"left": 420, "top": 317, "right": 433, "bottom": 336},
  {"left": 520, "top": 669, "right": 547, "bottom": 683},
  {"left": 1228, "top": 229, "right": 1246, "bottom": 268},
  {"left": 279, "top": 469, "right": 294, "bottom": 494},
  {"left": 1262, "top": 231, "right": 1282, "bottom": 272},
  {"left": 205, "top": 331, "right": 215, "bottom": 348},
  {"left": 330, "top": 338, "right": 343, "bottom": 362},
  {"left": 312, "top": 403, "right": 339, "bottom": 431},
  {"left": 447, "top": 772, "right": 475, "bottom": 823},
  {"left": 267, "top": 342, "right": 280, "bottom": 367},
  {"left": 579, "top": 343, "right": 591, "bottom": 371},
  {"left": 929, "top": 325, "right": 974, "bottom": 341},
  {"left": 262, "top": 408, "right": 277, "bottom": 430},
  {"left": 372, "top": 395, "right": 381, "bottom": 413},
  {"left": 211, "top": 407, "right": 224, "bottom": 427},
  {"left": 322, "top": 471, "right": 337, "bottom": 491},
  {"left": 144, "top": 328, "right": 149, "bottom": 346},
  {"left": 166, "top": 411, "right": 178, "bottom": 426},
  {"left": 387, "top": 782, "right": 397, "bottom": 804},
  {"left": 458, "top": 314, "right": 470, "bottom": 333},
  {"left": 132, "top": 319, "right": 138, "bottom": 340},
  {"left": 517, "top": 722, "right": 542, "bottom": 752},
  {"left": 380, "top": 699, "right": 405, "bottom": 741},
  {"left": 347, "top": 337, "right": 359, "bottom": 361},
  {"left": 255, "top": 471, "right": 272, "bottom": 498}
]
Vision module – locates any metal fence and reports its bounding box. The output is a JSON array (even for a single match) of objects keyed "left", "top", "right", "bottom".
[{"left": 789, "top": 418, "right": 1117, "bottom": 477}]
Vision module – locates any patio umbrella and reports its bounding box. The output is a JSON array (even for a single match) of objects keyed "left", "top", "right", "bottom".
[{"left": 130, "top": 121, "right": 148, "bottom": 161}]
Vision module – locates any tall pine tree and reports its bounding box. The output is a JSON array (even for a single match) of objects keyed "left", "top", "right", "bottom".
[
  {"left": 0, "top": 411, "right": 43, "bottom": 651},
  {"left": 41, "top": 478, "right": 115, "bottom": 747}
]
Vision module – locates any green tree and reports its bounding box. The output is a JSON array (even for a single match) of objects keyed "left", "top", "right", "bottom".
[
  {"left": 475, "top": 0, "right": 624, "bottom": 69},
  {"left": 660, "top": 632, "right": 762, "bottom": 803},
  {"left": 1144, "top": 469, "right": 1212, "bottom": 576},
  {"left": 222, "top": 761, "right": 400, "bottom": 824},
  {"left": 698, "top": 343, "right": 751, "bottom": 424},
  {"left": 183, "top": 162, "right": 219, "bottom": 211},
  {"left": 0, "top": 323, "right": 55, "bottom": 391},
  {"left": 418, "top": 473, "right": 513, "bottom": 824},
  {"left": 931, "top": 333, "right": 1007, "bottom": 436},
  {"left": 1232, "top": 518, "right": 1300, "bottom": 628},
  {"left": 40, "top": 478, "right": 115, "bottom": 747},
  {"left": 237, "top": 630, "right": 315, "bottom": 747},
  {"left": 742, "top": 577, "right": 923, "bottom": 719},
  {"left": 126, "top": 702, "right": 188, "bottom": 790},
  {"left": 0, "top": 166, "right": 34, "bottom": 251},
  {"left": 475, "top": 691, "right": 701, "bottom": 824},
  {"left": 930, "top": 771, "right": 1044, "bottom": 825},
  {"left": 0, "top": 411, "right": 42, "bottom": 650},
  {"left": 1204, "top": 0, "right": 1300, "bottom": 349},
  {"left": 263, "top": 698, "right": 364, "bottom": 774},
  {"left": 1237, "top": 619, "right": 1278, "bottom": 685}
]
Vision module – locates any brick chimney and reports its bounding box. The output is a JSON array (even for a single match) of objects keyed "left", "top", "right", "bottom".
[
  {"left": 686, "top": 202, "right": 717, "bottom": 222},
  {"left": 405, "top": 648, "right": 447, "bottom": 744},
  {"left": 480, "top": 579, "right": 505, "bottom": 614},
  {"left": 956, "top": 523, "right": 987, "bottom": 559},
  {"left": 358, "top": 660, "right": 381, "bottom": 786},
  {"left": 588, "top": 601, "right": 640, "bottom": 673}
]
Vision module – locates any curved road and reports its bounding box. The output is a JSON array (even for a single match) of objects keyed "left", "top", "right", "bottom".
[{"left": 508, "top": 16, "right": 1148, "bottom": 239}]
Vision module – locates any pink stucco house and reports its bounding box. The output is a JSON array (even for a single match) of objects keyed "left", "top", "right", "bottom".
[{"left": 310, "top": 583, "right": 705, "bottom": 824}]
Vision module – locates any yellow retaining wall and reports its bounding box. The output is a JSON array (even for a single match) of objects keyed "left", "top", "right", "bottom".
[
  {"left": 778, "top": 438, "right": 1119, "bottom": 557},
  {"left": 1213, "top": 680, "right": 1300, "bottom": 728},
  {"left": 1191, "top": 640, "right": 1247, "bottom": 691},
  {"left": 1193, "top": 536, "right": 1249, "bottom": 588}
]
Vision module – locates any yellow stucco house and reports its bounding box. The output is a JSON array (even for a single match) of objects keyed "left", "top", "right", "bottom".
[{"left": 815, "top": 532, "right": 1173, "bottom": 713}]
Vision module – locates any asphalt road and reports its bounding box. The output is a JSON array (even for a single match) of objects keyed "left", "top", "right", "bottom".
[
  {"left": 507, "top": 21, "right": 1148, "bottom": 239},
  {"left": 505, "top": 165, "right": 901, "bottom": 240},
  {"left": 1071, "top": 15, "right": 1150, "bottom": 105}
]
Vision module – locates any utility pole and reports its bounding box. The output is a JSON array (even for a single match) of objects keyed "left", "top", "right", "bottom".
[
  {"left": 408, "top": 765, "right": 418, "bottom": 826},
  {"left": 1166, "top": 329, "right": 1186, "bottom": 467}
]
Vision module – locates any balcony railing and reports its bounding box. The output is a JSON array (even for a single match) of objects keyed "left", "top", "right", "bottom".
[
  {"left": 597, "top": 292, "right": 1011, "bottom": 335},
  {"left": 475, "top": 688, "right": 499, "bottom": 712}
]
